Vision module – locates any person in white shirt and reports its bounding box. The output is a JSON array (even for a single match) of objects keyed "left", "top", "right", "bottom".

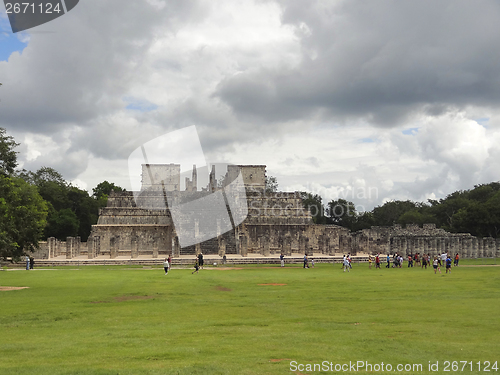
[{"left": 163, "top": 258, "right": 169, "bottom": 275}]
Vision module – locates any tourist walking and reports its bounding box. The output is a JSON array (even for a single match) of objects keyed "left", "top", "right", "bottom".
[
  {"left": 446, "top": 255, "right": 452, "bottom": 274},
  {"left": 454, "top": 253, "right": 459, "bottom": 267},
  {"left": 433, "top": 256, "right": 441, "bottom": 274},
  {"left": 192, "top": 258, "right": 200, "bottom": 274},
  {"left": 163, "top": 258, "right": 169, "bottom": 275},
  {"left": 386, "top": 254, "right": 391, "bottom": 268},
  {"left": 167, "top": 255, "right": 172, "bottom": 271},
  {"left": 407, "top": 254, "right": 413, "bottom": 267},
  {"left": 198, "top": 252, "right": 204, "bottom": 269},
  {"left": 347, "top": 253, "right": 352, "bottom": 268},
  {"left": 368, "top": 255, "right": 372, "bottom": 269},
  {"left": 414, "top": 253, "right": 421, "bottom": 267},
  {"left": 303, "top": 254, "right": 309, "bottom": 268},
  {"left": 422, "top": 254, "right": 428, "bottom": 269},
  {"left": 375, "top": 254, "right": 381, "bottom": 269},
  {"left": 280, "top": 253, "right": 285, "bottom": 267},
  {"left": 29, "top": 257, "right": 34, "bottom": 270},
  {"left": 343, "top": 256, "right": 350, "bottom": 272},
  {"left": 25, "top": 255, "right": 30, "bottom": 271},
  {"left": 440, "top": 252, "right": 447, "bottom": 267}
]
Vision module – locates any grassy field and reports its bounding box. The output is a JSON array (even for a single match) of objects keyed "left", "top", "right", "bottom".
[{"left": 0, "top": 262, "right": 499, "bottom": 374}]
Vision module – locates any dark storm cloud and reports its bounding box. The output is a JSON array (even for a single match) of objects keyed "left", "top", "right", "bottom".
[
  {"left": 0, "top": 0, "right": 206, "bottom": 133},
  {"left": 215, "top": 0, "right": 500, "bottom": 125}
]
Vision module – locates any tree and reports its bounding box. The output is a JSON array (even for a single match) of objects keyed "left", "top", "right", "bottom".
[
  {"left": 44, "top": 207, "right": 79, "bottom": 240},
  {"left": 299, "top": 192, "right": 330, "bottom": 224},
  {"left": 265, "top": 176, "right": 279, "bottom": 194},
  {"left": 372, "top": 200, "right": 417, "bottom": 227},
  {"left": 327, "top": 199, "right": 357, "bottom": 230},
  {"left": 0, "top": 175, "right": 48, "bottom": 259},
  {"left": 0, "top": 127, "right": 19, "bottom": 175},
  {"left": 92, "top": 180, "right": 125, "bottom": 199},
  {"left": 68, "top": 186, "right": 99, "bottom": 240}
]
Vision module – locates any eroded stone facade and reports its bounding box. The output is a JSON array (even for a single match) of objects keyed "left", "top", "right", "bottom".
[{"left": 36, "top": 165, "right": 500, "bottom": 260}]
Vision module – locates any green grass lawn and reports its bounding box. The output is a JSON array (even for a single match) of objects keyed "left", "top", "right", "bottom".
[{"left": 1, "top": 262, "right": 499, "bottom": 374}]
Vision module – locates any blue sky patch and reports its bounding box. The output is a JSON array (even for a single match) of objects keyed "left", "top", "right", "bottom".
[
  {"left": 359, "top": 137, "right": 375, "bottom": 143},
  {"left": 0, "top": 32, "right": 28, "bottom": 61},
  {"left": 124, "top": 97, "right": 159, "bottom": 112},
  {"left": 402, "top": 127, "right": 419, "bottom": 135},
  {"left": 475, "top": 117, "right": 489, "bottom": 127}
]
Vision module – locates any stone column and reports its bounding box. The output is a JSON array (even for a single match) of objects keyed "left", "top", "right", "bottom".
[
  {"left": 48, "top": 237, "right": 55, "bottom": 259},
  {"left": 318, "top": 235, "right": 325, "bottom": 254},
  {"left": 95, "top": 236, "right": 101, "bottom": 257},
  {"left": 470, "top": 237, "right": 477, "bottom": 258},
  {"left": 261, "top": 236, "right": 270, "bottom": 257},
  {"left": 239, "top": 235, "right": 248, "bottom": 257},
  {"left": 471, "top": 237, "right": 478, "bottom": 258},
  {"left": 401, "top": 237, "right": 408, "bottom": 257},
  {"left": 165, "top": 227, "right": 173, "bottom": 256},
  {"left": 487, "top": 237, "right": 495, "bottom": 258},
  {"left": 110, "top": 236, "right": 118, "bottom": 259},
  {"left": 299, "top": 235, "right": 307, "bottom": 254},
  {"left": 464, "top": 237, "right": 472, "bottom": 258},
  {"left": 218, "top": 237, "right": 226, "bottom": 257},
  {"left": 66, "top": 237, "right": 74, "bottom": 259},
  {"left": 325, "top": 237, "right": 333, "bottom": 256},
  {"left": 173, "top": 236, "right": 180, "bottom": 257},
  {"left": 131, "top": 236, "right": 139, "bottom": 258},
  {"left": 436, "top": 237, "right": 442, "bottom": 256},
  {"left": 87, "top": 237, "right": 95, "bottom": 259},
  {"left": 430, "top": 238, "right": 438, "bottom": 257},
  {"left": 75, "top": 237, "right": 81, "bottom": 257}
]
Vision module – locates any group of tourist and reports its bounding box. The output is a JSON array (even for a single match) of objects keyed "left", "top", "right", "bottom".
[
  {"left": 174, "top": 250, "right": 460, "bottom": 274},
  {"left": 192, "top": 252, "right": 204, "bottom": 274},
  {"left": 343, "top": 254, "right": 352, "bottom": 272},
  {"left": 25, "top": 255, "right": 34, "bottom": 270},
  {"left": 369, "top": 252, "right": 459, "bottom": 274}
]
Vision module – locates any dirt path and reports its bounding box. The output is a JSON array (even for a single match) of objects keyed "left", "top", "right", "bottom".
[{"left": 0, "top": 286, "right": 29, "bottom": 291}]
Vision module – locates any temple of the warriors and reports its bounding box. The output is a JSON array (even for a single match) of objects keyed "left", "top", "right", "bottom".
[{"left": 37, "top": 164, "right": 500, "bottom": 260}]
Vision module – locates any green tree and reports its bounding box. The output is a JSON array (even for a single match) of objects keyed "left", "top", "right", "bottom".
[
  {"left": 0, "top": 127, "right": 19, "bottom": 176},
  {"left": 265, "top": 176, "right": 279, "bottom": 194},
  {"left": 327, "top": 199, "right": 357, "bottom": 230},
  {"left": 92, "top": 180, "right": 125, "bottom": 199},
  {"left": 0, "top": 174, "right": 48, "bottom": 259},
  {"left": 299, "top": 192, "right": 330, "bottom": 224},
  {"left": 68, "top": 186, "right": 99, "bottom": 240},
  {"left": 44, "top": 207, "right": 79, "bottom": 240},
  {"left": 372, "top": 200, "right": 417, "bottom": 226},
  {"left": 397, "top": 209, "right": 436, "bottom": 227},
  {"left": 351, "top": 210, "right": 375, "bottom": 231}
]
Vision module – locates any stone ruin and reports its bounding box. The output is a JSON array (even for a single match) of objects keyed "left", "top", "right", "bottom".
[
  {"left": 353, "top": 223, "right": 500, "bottom": 258},
  {"left": 35, "top": 164, "right": 500, "bottom": 260}
]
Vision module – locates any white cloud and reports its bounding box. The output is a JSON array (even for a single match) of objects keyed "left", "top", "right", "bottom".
[{"left": 1, "top": 0, "right": 499, "bottom": 209}]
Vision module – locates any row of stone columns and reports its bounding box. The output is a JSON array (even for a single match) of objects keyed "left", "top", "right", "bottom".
[{"left": 389, "top": 236, "right": 500, "bottom": 258}]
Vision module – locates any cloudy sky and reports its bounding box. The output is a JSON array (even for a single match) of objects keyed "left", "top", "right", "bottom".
[{"left": 1, "top": 0, "right": 500, "bottom": 211}]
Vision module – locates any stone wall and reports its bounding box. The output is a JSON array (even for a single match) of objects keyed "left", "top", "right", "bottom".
[
  {"left": 38, "top": 165, "right": 500, "bottom": 260},
  {"left": 352, "top": 223, "right": 500, "bottom": 259}
]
